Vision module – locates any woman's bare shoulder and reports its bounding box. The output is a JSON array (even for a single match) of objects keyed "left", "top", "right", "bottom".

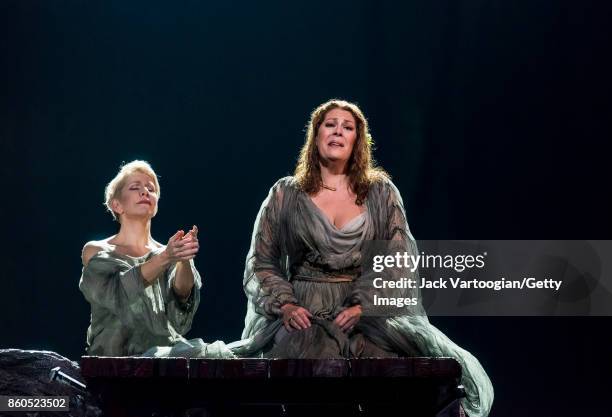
[{"left": 82, "top": 237, "right": 116, "bottom": 266}]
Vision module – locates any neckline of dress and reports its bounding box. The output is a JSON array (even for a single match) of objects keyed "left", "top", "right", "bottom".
[
  {"left": 304, "top": 195, "right": 367, "bottom": 232},
  {"left": 111, "top": 250, "right": 152, "bottom": 260},
  {"left": 110, "top": 246, "right": 164, "bottom": 260},
  {"left": 102, "top": 238, "right": 164, "bottom": 260}
]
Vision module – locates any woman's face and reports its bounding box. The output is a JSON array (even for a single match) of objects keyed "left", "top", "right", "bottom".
[
  {"left": 316, "top": 108, "right": 358, "bottom": 165},
  {"left": 112, "top": 172, "right": 159, "bottom": 221}
]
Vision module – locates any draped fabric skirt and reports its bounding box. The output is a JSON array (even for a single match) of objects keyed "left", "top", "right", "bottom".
[{"left": 266, "top": 279, "right": 418, "bottom": 358}]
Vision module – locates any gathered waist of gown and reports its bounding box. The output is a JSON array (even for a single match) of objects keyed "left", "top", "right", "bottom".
[{"left": 291, "top": 262, "right": 359, "bottom": 283}]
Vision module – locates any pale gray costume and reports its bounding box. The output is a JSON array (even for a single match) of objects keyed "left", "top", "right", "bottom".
[
  {"left": 229, "top": 177, "right": 493, "bottom": 417},
  {"left": 79, "top": 248, "right": 230, "bottom": 358}
]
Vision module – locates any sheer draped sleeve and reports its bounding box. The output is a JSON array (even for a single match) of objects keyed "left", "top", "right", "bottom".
[
  {"left": 345, "top": 179, "right": 423, "bottom": 318},
  {"left": 241, "top": 178, "right": 298, "bottom": 338},
  {"left": 79, "top": 251, "right": 200, "bottom": 338},
  {"left": 79, "top": 252, "right": 146, "bottom": 315},
  {"left": 230, "top": 178, "right": 303, "bottom": 356},
  {"left": 166, "top": 259, "right": 202, "bottom": 334}
]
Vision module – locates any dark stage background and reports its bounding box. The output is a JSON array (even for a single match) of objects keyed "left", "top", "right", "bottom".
[{"left": 2, "top": 1, "right": 612, "bottom": 416}]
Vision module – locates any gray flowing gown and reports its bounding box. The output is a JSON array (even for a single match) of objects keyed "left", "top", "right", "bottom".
[
  {"left": 79, "top": 248, "right": 231, "bottom": 358},
  {"left": 228, "top": 176, "right": 494, "bottom": 417}
]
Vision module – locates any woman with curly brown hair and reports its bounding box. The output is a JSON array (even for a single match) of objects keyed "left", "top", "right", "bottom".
[{"left": 230, "top": 99, "right": 493, "bottom": 417}]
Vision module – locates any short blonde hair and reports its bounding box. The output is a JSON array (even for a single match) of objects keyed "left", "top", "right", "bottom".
[{"left": 104, "top": 160, "right": 160, "bottom": 221}]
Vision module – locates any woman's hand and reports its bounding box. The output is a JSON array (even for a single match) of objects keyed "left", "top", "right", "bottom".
[
  {"left": 139, "top": 226, "right": 198, "bottom": 286},
  {"left": 281, "top": 303, "right": 312, "bottom": 332},
  {"left": 334, "top": 305, "right": 362, "bottom": 332},
  {"left": 163, "top": 226, "right": 199, "bottom": 263}
]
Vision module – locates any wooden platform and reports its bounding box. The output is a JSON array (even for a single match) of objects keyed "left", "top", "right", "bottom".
[{"left": 81, "top": 357, "right": 465, "bottom": 417}]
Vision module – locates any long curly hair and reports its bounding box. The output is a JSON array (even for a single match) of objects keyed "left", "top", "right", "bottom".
[{"left": 294, "top": 99, "right": 389, "bottom": 205}]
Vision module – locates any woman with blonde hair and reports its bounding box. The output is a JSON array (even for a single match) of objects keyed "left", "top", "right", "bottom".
[
  {"left": 80, "top": 160, "right": 229, "bottom": 357},
  {"left": 231, "top": 100, "right": 493, "bottom": 416}
]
